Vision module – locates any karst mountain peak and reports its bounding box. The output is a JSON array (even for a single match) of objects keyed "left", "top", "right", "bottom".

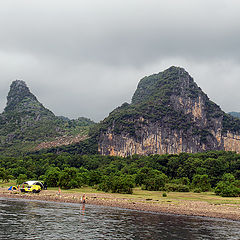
[
  {"left": 131, "top": 66, "right": 202, "bottom": 105},
  {"left": 1, "top": 67, "right": 240, "bottom": 157},
  {"left": 3, "top": 79, "right": 54, "bottom": 117},
  {"left": 0, "top": 79, "right": 94, "bottom": 156},
  {"left": 96, "top": 66, "right": 240, "bottom": 157}
]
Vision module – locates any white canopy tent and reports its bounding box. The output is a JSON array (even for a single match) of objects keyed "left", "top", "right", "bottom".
[{"left": 23, "top": 181, "right": 44, "bottom": 189}]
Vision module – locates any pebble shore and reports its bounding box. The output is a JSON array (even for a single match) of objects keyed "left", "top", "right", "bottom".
[{"left": 1, "top": 189, "right": 240, "bottom": 221}]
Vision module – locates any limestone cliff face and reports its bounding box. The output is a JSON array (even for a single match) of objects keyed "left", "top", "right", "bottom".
[
  {"left": 222, "top": 132, "right": 240, "bottom": 153},
  {"left": 99, "top": 127, "right": 240, "bottom": 157},
  {"left": 99, "top": 123, "right": 215, "bottom": 157},
  {"left": 98, "top": 119, "right": 225, "bottom": 157},
  {"left": 97, "top": 66, "right": 240, "bottom": 156}
]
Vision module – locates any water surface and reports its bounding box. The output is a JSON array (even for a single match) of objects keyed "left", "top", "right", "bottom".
[{"left": 0, "top": 197, "right": 239, "bottom": 239}]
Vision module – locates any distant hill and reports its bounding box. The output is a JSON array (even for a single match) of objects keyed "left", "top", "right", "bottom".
[
  {"left": 229, "top": 112, "right": 240, "bottom": 119},
  {"left": 94, "top": 66, "right": 240, "bottom": 156},
  {"left": 0, "top": 80, "right": 95, "bottom": 156},
  {"left": 3, "top": 69, "right": 240, "bottom": 157}
]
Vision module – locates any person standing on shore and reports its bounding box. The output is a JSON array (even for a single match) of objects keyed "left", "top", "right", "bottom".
[{"left": 81, "top": 193, "right": 86, "bottom": 204}]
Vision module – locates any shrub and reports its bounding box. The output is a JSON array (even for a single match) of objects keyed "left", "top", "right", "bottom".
[
  {"left": 98, "top": 175, "right": 134, "bottom": 194},
  {"left": 58, "top": 167, "right": 81, "bottom": 189},
  {"left": 45, "top": 167, "right": 61, "bottom": 187},
  {"left": 193, "top": 188, "right": 202, "bottom": 193},
  {"left": 97, "top": 177, "right": 112, "bottom": 192},
  {"left": 192, "top": 174, "right": 211, "bottom": 192},
  {"left": 162, "top": 193, "right": 167, "bottom": 197},
  {"left": 180, "top": 177, "right": 190, "bottom": 186},
  {"left": 217, "top": 184, "right": 240, "bottom": 197},
  {"left": 215, "top": 173, "right": 240, "bottom": 197},
  {"left": 142, "top": 173, "right": 168, "bottom": 191},
  {"left": 171, "top": 177, "right": 190, "bottom": 186},
  {"left": 165, "top": 183, "right": 190, "bottom": 192},
  {"left": 136, "top": 168, "right": 168, "bottom": 190}
]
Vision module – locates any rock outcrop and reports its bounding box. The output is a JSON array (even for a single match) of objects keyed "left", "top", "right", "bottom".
[
  {"left": 35, "top": 134, "right": 88, "bottom": 150},
  {"left": 4, "top": 80, "right": 53, "bottom": 115},
  {"left": 96, "top": 66, "right": 240, "bottom": 156}
]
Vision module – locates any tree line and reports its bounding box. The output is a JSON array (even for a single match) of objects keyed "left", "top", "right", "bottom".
[{"left": 0, "top": 151, "right": 240, "bottom": 197}]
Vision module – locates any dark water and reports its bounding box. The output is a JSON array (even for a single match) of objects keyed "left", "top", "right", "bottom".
[{"left": 0, "top": 198, "right": 239, "bottom": 240}]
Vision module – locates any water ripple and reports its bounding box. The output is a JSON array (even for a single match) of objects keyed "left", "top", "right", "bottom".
[{"left": 0, "top": 197, "right": 239, "bottom": 240}]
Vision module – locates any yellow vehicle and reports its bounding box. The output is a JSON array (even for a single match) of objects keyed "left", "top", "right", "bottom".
[{"left": 20, "top": 184, "right": 41, "bottom": 193}]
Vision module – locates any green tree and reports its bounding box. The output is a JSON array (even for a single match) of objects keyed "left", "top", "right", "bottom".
[
  {"left": 58, "top": 167, "right": 79, "bottom": 189},
  {"left": 215, "top": 173, "right": 240, "bottom": 197},
  {"left": 11, "top": 167, "right": 28, "bottom": 178},
  {"left": 45, "top": 167, "right": 61, "bottom": 187},
  {"left": 17, "top": 174, "right": 28, "bottom": 185},
  {"left": 135, "top": 167, "right": 152, "bottom": 186},
  {"left": 142, "top": 172, "right": 168, "bottom": 191},
  {"left": 87, "top": 170, "right": 102, "bottom": 186},
  {"left": 98, "top": 175, "right": 134, "bottom": 194},
  {"left": 192, "top": 174, "right": 211, "bottom": 192},
  {"left": 0, "top": 168, "right": 13, "bottom": 182},
  {"left": 0, "top": 168, "right": 6, "bottom": 181}
]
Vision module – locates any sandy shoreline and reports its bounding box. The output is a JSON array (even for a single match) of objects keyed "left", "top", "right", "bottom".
[{"left": 1, "top": 188, "right": 240, "bottom": 221}]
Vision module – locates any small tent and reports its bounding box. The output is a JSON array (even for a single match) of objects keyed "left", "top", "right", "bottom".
[{"left": 8, "top": 186, "right": 18, "bottom": 191}]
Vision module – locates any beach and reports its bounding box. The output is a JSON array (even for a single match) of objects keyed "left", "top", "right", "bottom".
[{"left": 1, "top": 188, "right": 240, "bottom": 221}]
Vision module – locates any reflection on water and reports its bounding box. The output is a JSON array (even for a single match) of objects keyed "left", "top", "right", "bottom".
[{"left": 0, "top": 197, "right": 239, "bottom": 240}]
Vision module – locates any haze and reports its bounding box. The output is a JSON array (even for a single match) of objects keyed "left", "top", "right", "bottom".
[{"left": 0, "top": 0, "right": 239, "bottom": 122}]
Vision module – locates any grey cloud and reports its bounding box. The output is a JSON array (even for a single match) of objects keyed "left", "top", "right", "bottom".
[
  {"left": 0, "top": 0, "right": 240, "bottom": 121},
  {"left": 1, "top": 0, "right": 240, "bottom": 66}
]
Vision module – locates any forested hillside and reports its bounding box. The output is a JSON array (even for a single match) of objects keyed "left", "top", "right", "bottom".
[{"left": 0, "top": 80, "right": 95, "bottom": 156}]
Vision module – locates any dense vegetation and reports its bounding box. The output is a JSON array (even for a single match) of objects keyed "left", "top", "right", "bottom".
[
  {"left": 0, "top": 116, "right": 95, "bottom": 156},
  {"left": 1, "top": 151, "right": 240, "bottom": 196},
  {"left": 34, "top": 138, "right": 98, "bottom": 156},
  {"left": 131, "top": 66, "right": 201, "bottom": 104}
]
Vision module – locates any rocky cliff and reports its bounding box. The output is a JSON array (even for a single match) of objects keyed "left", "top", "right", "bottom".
[
  {"left": 96, "top": 66, "right": 240, "bottom": 157},
  {"left": 0, "top": 80, "right": 94, "bottom": 155}
]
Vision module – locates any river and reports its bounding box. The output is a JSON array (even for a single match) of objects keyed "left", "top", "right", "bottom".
[{"left": 0, "top": 197, "right": 239, "bottom": 239}]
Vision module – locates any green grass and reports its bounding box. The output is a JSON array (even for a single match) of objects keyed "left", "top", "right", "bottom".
[
  {"left": 48, "top": 186, "right": 102, "bottom": 194},
  {"left": 1, "top": 183, "right": 240, "bottom": 205},
  {"left": 0, "top": 180, "right": 17, "bottom": 188},
  {"left": 55, "top": 187, "right": 240, "bottom": 205},
  {"left": 131, "top": 188, "right": 240, "bottom": 205}
]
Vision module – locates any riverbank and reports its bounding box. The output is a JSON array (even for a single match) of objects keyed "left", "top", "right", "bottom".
[{"left": 0, "top": 187, "right": 240, "bottom": 221}]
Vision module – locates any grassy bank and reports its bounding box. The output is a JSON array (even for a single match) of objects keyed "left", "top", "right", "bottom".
[
  {"left": 1, "top": 180, "right": 240, "bottom": 206},
  {"left": 1, "top": 183, "right": 240, "bottom": 221},
  {"left": 70, "top": 187, "right": 240, "bottom": 205}
]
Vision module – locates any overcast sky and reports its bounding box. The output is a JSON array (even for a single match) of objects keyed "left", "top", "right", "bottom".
[{"left": 0, "top": 0, "right": 240, "bottom": 122}]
